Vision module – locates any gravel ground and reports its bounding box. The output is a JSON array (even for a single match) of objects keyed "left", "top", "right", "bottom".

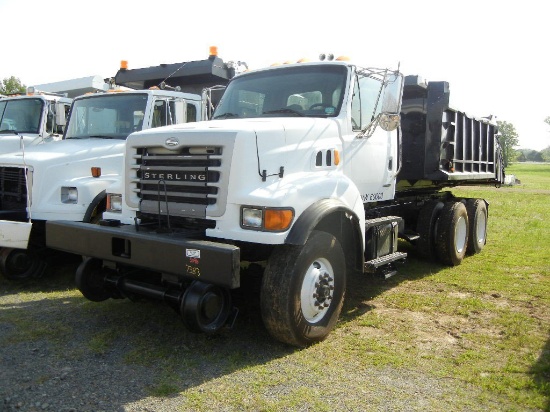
[{"left": 0, "top": 263, "right": 540, "bottom": 412}]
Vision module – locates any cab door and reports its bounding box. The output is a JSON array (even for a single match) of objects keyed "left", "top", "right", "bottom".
[{"left": 347, "top": 71, "right": 403, "bottom": 203}]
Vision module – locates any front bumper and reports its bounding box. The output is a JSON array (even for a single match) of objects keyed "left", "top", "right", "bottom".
[
  {"left": 0, "top": 220, "right": 32, "bottom": 248},
  {"left": 46, "top": 221, "right": 240, "bottom": 289}
]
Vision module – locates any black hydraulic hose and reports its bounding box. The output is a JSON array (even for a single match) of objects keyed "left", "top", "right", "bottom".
[{"left": 106, "top": 275, "right": 183, "bottom": 306}]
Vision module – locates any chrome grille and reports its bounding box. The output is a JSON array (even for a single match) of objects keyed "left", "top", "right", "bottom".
[{"left": 136, "top": 147, "right": 222, "bottom": 219}]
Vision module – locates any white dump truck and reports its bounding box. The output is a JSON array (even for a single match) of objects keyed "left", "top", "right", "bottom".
[{"left": 46, "top": 55, "right": 504, "bottom": 347}]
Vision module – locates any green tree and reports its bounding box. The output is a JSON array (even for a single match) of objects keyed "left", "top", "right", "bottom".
[
  {"left": 542, "top": 117, "right": 550, "bottom": 161},
  {"left": 496, "top": 120, "right": 519, "bottom": 167},
  {"left": 526, "top": 150, "right": 544, "bottom": 162},
  {"left": 0, "top": 76, "right": 26, "bottom": 95}
]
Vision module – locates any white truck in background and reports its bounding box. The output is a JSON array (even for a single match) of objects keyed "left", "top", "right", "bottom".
[
  {"left": 46, "top": 54, "right": 505, "bottom": 347},
  {"left": 0, "top": 76, "right": 110, "bottom": 154},
  {"left": 0, "top": 49, "right": 242, "bottom": 280},
  {"left": 0, "top": 90, "right": 72, "bottom": 153}
]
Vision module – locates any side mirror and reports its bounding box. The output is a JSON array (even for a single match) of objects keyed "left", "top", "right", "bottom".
[
  {"left": 55, "top": 102, "right": 67, "bottom": 126},
  {"left": 379, "top": 113, "right": 400, "bottom": 132}
]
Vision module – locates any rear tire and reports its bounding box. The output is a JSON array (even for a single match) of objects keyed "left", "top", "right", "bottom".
[
  {"left": 416, "top": 201, "right": 444, "bottom": 260},
  {"left": 260, "top": 230, "right": 346, "bottom": 347},
  {"left": 435, "top": 202, "right": 469, "bottom": 266},
  {"left": 466, "top": 199, "right": 488, "bottom": 255}
]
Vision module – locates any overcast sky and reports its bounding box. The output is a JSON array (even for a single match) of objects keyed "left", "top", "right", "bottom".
[{"left": 1, "top": 0, "right": 548, "bottom": 150}]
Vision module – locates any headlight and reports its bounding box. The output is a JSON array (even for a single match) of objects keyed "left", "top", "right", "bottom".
[
  {"left": 241, "top": 206, "right": 294, "bottom": 232},
  {"left": 61, "top": 187, "right": 78, "bottom": 204},
  {"left": 106, "top": 194, "right": 122, "bottom": 212},
  {"left": 242, "top": 208, "right": 263, "bottom": 228}
]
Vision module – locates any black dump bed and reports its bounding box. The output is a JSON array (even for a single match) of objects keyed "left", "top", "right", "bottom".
[
  {"left": 113, "top": 55, "right": 234, "bottom": 105},
  {"left": 399, "top": 75, "right": 504, "bottom": 188}
]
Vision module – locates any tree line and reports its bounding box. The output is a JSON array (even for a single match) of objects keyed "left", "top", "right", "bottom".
[
  {"left": 497, "top": 117, "right": 550, "bottom": 165},
  {"left": 0, "top": 76, "right": 26, "bottom": 95}
]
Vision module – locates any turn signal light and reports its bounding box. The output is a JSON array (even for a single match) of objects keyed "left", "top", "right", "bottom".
[
  {"left": 334, "top": 150, "right": 340, "bottom": 165},
  {"left": 264, "top": 209, "right": 294, "bottom": 231},
  {"left": 91, "top": 167, "right": 101, "bottom": 178}
]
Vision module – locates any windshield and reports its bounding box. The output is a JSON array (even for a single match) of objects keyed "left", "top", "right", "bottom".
[
  {"left": 213, "top": 64, "right": 348, "bottom": 120},
  {"left": 0, "top": 98, "right": 44, "bottom": 134},
  {"left": 65, "top": 93, "right": 148, "bottom": 140}
]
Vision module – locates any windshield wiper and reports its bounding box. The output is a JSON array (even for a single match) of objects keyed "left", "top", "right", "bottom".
[
  {"left": 212, "top": 112, "right": 240, "bottom": 120},
  {"left": 66, "top": 134, "right": 116, "bottom": 140},
  {"left": 263, "top": 108, "right": 304, "bottom": 117}
]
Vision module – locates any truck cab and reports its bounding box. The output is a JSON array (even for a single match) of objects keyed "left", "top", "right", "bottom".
[{"left": 0, "top": 92, "right": 71, "bottom": 153}]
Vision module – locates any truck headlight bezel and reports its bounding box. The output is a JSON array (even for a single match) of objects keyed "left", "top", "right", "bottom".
[
  {"left": 61, "top": 187, "right": 78, "bottom": 204},
  {"left": 106, "top": 194, "right": 123, "bottom": 212},
  {"left": 241, "top": 206, "right": 294, "bottom": 232}
]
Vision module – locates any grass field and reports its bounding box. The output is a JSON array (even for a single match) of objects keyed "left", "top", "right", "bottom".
[
  {"left": 0, "top": 163, "right": 549, "bottom": 411},
  {"left": 338, "top": 162, "right": 550, "bottom": 410}
]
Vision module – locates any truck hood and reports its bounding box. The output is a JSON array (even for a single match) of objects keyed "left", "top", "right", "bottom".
[
  {"left": 185, "top": 117, "right": 338, "bottom": 136},
  {"left": 125, "top": 117, "right": 344, "bottom": 220},
  {"left": 0, "top": 133, "right": 58, "bottom": 155},
  {"left": 0, "top": 138, "right": 125, "bottom": 168},
  {"left": 133, "top": 117, "right": 341, "bottom": 178},
  {"left": 137, "top": 117, "right": 339, "bottom": 138},
  {"left": 207, "top": 117, "right": 341, "bottom": 177}
]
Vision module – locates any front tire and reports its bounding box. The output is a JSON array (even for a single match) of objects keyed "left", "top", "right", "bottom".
[
  {"left": 260, "top": 230, "right": 346, "bottom": 347},
  {"left": 0, "top": 248, "right": 47, "bottom": 281}
]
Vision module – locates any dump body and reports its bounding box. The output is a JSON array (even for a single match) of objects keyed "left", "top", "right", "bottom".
[
  {"left": 113, "top": 54, "right": 241, "bottom": 112},
  {"left": 114, "top": 55, "right": 235, "bottom": 92},
  {"left": 399, "top": 75, "right": 504, "bottom": 190},
  {"left": 32, "top": 75, "right": 110, "bottom": 98}
]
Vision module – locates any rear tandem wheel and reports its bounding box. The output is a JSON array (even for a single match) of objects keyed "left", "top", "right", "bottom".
[
  {"left": 434, "top": 201, "right": 469, "bottom": 266},
  {"left": 465, "top": 198, "right": 488, "bottom": 255}
]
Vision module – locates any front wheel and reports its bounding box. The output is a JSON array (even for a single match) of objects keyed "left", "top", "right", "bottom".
[
  {"left": 260, "top": 230, "right": 346, "bottom": 347},
  {"left": 0, "top": 248, "right": 47, "bottom": 281}
]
